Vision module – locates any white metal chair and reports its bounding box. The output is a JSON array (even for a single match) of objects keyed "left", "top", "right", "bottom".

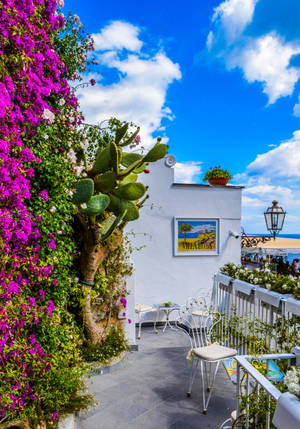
[
  {"left": 135, "top": 304, "right": 155, "bottom": 339},
  {"left": 176, "top": 298, "right": 237, "bottom": 414}
]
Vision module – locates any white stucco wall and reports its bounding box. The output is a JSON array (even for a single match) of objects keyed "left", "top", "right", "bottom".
[{"left": 126, "top": 156, "right": 242, "bottom": 312}]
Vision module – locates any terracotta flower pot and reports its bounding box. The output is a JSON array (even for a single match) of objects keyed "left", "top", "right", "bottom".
[{"left": 208, "top": 178, "right": 229, "bottom": 186}]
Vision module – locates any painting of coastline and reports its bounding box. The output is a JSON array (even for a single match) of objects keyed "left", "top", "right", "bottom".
[{"left": 174, "top": 218, "right": 219, "bottom": 256}]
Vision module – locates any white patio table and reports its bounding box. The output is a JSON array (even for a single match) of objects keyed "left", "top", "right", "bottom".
[{"left": 154, "top": 303, "right": 181, "bottom": 332}]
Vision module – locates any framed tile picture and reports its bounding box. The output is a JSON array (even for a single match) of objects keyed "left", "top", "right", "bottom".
[{"left": 174, "top": 218, "right": 219, "bottom": 256}]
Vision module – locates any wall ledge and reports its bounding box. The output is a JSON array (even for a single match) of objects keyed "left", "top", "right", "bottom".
[{"left": 172, "top": 183, "right": 244, "bottom": 189}]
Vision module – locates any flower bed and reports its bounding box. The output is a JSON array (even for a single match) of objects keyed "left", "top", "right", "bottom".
[{"left": 220, "top": 263, "right": 300, "bottom": 300}]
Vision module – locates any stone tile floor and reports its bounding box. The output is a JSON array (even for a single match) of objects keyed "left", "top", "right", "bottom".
[{"left": 78, "top": 326, "right": 235, "bottom": 429}]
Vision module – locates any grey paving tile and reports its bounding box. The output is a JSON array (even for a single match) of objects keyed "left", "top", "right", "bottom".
[{"left": 78, "top": 328, "right": 235, "bottom": 429}]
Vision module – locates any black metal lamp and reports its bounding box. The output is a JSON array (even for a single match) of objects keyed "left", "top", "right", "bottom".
[{"left": 264, "top": 200, "right": 286, "bottom": 240}]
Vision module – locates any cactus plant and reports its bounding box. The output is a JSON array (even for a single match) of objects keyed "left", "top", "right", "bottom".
[
  {"left": 121, "top": 153, "right": 143, "bottom": 167},
  {"left": 75, "top": 122, "right": 168, "bottom": 345},
  {"left": 120, "top": 173, "right": 137, "bottom": 185},
  {"left": 114, "top": 182, "right": 147, "bottom": 201},
  {"left": 143, "top": 143, "right": 168, "bottom": 162},
  {"left": 94, "top": 171, "right": 117, "bottom": 193},
  {"left": 80, "top": 194, "right": 110, "bottom": 216},
  {"left": 73, "top": 178, "right": 94, "bottom": 205},
  {"left": 91, "top": 146, "right": 111, "bottom": 175}
]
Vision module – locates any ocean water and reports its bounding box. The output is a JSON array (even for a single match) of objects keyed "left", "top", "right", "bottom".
[{"left": 252, "top": 233, "right": 300, "bottom": 264}]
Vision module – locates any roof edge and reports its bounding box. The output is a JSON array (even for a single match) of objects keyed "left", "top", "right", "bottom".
[{"left": 172, "top": 183, "right": 244, "bottom": 189}]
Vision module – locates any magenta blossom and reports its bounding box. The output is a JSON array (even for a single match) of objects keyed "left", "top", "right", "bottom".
[
  {"left": 38, "top": 190, "right": 49, "bottom": 202},
  {"left": 120, "top": 297, "right": 127, "bottom": 308},
  {"left": 90, "top": 79, "right": 96, "bottom": 86},
  {"left": 38, "top": 289, "right": 45, "bottom": 299},
  {"left": 46, "top": 239, "right": 56, "bottom": 250}
]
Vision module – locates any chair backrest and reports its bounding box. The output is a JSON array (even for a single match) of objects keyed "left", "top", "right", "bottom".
[{"left": 175, "top": 297, "right": 221, "bottom": 349}]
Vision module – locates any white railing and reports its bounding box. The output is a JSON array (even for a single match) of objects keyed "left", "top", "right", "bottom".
[
  {"left": 235, "top": 350, "right": 300, "bottom": 429},
  {"left": 212, "top": 273, "right": 300, "bottom": 354}
]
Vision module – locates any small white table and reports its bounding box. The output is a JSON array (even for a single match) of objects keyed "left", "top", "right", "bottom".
[{"left": 154, "top": 304, "right": 181, "bottom": 332}]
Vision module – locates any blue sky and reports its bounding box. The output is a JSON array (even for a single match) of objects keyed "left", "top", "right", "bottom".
[
  {"left": 178, "top": 221, "right": 217, "bottom": 234},
  {"left": 64, "top": 0, "right": 300, "bottom": 234}
]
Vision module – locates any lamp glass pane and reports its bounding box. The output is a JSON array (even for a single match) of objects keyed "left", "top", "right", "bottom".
[
  {"left": 272, "top": 213, "right": 278, "bottom": 229},
  {"left": 277, "top": 212, "right": 285, "bottom": 230},
  {"left": 264, "top": 212, "right": 272, "bottom": 230}
]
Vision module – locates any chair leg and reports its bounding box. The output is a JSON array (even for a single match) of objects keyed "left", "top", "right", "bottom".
[
  {"left": 187, "top": 358, "right": 199, "bottom": 397},
  {"left": 137, "top": 316, "right": 142, "bottom": 340},
  {"left": 218, "top": 418, "right": 232, "bottom": 429},
  {"left": 200, "top": 360, "right": 220, "bottom": 414}
]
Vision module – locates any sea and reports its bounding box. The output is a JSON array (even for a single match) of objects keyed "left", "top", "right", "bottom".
[{"left": 252, "top": 234, "right": 300, "bottom": 264}]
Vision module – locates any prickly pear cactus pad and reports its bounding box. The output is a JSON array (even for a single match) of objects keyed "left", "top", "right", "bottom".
[
  {"left": 74, "top": 178, "right": 94, "bottom": 204},
  {"left": 114, "top": 183, "right": 147, "bottom": 201}
]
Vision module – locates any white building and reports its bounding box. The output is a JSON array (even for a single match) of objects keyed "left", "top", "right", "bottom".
[{"left": 125, "top": 155, "right": 243, "bottom": 344}]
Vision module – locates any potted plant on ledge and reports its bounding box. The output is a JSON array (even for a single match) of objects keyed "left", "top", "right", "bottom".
[{"left": 203, "top": 166, "right": 231, "bottom": 186}]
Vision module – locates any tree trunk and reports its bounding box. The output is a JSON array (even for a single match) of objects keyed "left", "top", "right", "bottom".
[{"left": 79, "top": 224, "right": 123, "bottom": 345}]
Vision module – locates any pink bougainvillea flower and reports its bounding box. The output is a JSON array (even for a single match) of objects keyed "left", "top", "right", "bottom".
[
  {"left": 38, "top": 290, "right": 45, "bottom": 299},
  {"left": 38, "top": 190, "right": 49, "bottom": 202},
  {"left": 46, "top": 239, "right": 56, "bottom": 250},
  {"left": 90, "top": 79, "right": 96, "bottom": 86},
  {"left": 120, "top": 297, "right": 127, "bottom": 308}
]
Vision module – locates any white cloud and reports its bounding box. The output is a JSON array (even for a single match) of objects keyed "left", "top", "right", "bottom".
[
  {"left": 231, "top": 33, "right": 300, "bottom": 103},
  {"left": 234, "top": 130, "right": 300, "bottom": 232},
  {"left": 77, "top": 21, "right": 181, "bottom": 148},
  {"left": 243, "top": 184, "right": 300, "bottom": 208},
  {"left": 212, "top": 0, "right": 258, "bottom": 44},
  {"left": 246, "top": 130, "right": 300, "bottom": 180},
  {"left": 92, "top": 21, "right": 142, "bottom": 52},
  {"left": 174, "top": 161, "right": 202, "bottom": 183},
  {"left": 208, "top": 1, "right": 300, "bottom": 103}
]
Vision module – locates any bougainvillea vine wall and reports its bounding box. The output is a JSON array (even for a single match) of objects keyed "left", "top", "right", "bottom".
[{"left": 0, "top": 0, "right": 92, "bottom": 424}]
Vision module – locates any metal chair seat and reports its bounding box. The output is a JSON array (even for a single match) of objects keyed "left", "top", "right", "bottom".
[{"left": 193, "top": 343, "right": 237, "bottom": 361}]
